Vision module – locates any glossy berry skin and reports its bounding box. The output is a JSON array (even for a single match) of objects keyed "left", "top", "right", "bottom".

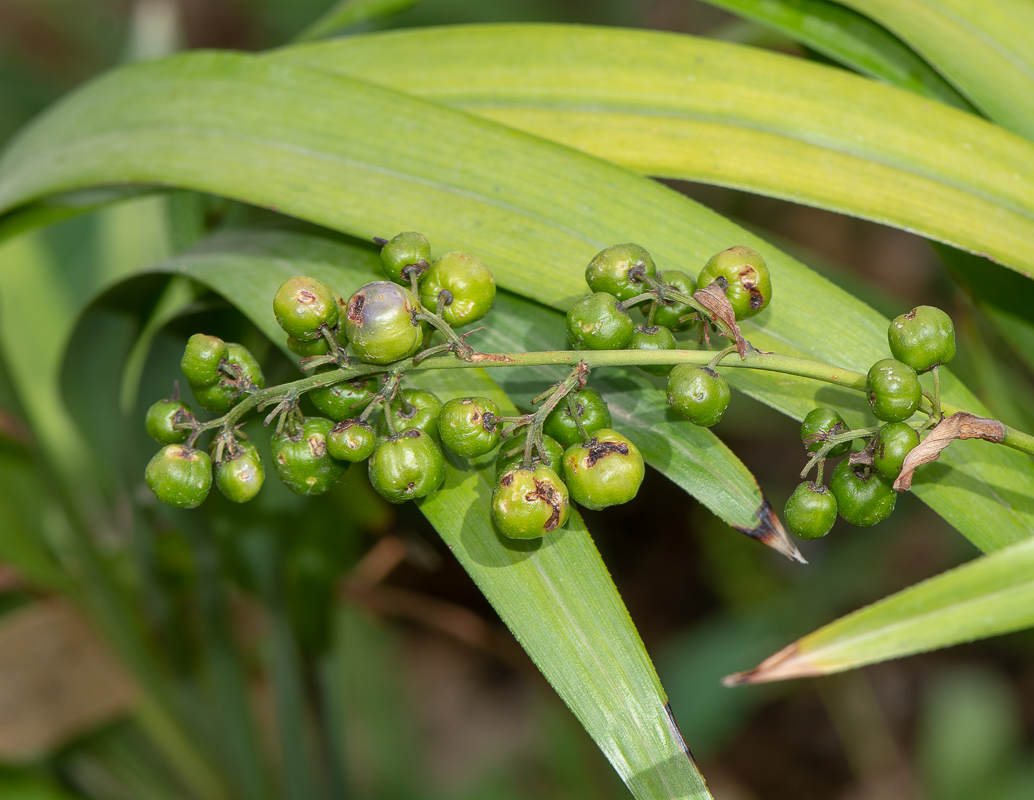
[
  {"left": 496, "top": 432, "right": 565, "bottom": 477},
  {"left": 666, "top": 365, "right": 731, "bottom": 427},
  {"left": 380, "top": 231, "right": 431, "bottom": 284},
  {"left": 181, "top": 334, "right": 227, "bottom": 387},
  {"left": 697, "top": 246, "right": 772, "bottom": 320},
  {"left": 543, "top": 387, "right": 612, "bottom": 448},
  {"left": 830, "top": 460, "right": 897, "bottom": 527},
  {"left": 800, "top": 407, "right": 852, "bottom": 458},
  {"left": 271, "top": 418, "right": 346, "bottom": 496},
  {"left": 650, "top": 270, "right": 697, "bottom": 331},
  {"left": 386, "top": 390, "right": 443, "bottom": 440},
  {"left": 566, "top": 292, "right": 633, "bottom": 350},
  {"left": 419, "top": 252, "right": 496, "bottom": 327},
  {"left": 273, "top": 276, "right": 339, "bottom": 341},
  {"left": 368, "top": 430, "right": 445, "bottom": 504},
  {"left": 287, "top": 335, "right": 330, "bottom": 358},
  {"left": 145, "top": 398, "right": 192, "bottom": 444},
  {"left": 874, "top": 422, "right": 920, "bottom": 480},
  {"left": 784, "top": 482, "right": 837, "bottom": 540},
  {"left": 888, "top": 305, "right": 956, "bottom": 373},
  {"left": 439, "top": 396, "right": 500, "bottom": 458},
  {"left": 585, "top": 243, "right": 656, "bottom": 301},
  {"left": 629, "top": 325, "right": 677, "bottom": 377},
  {"left": 191, "top": 343, "right": 265, "bottom": 414},
  {"left": 226, "top": 343, "right": 265, "bottom": 388},
  {"left": 492, "top": 466, "right": 570, "bottom": 539},
  {"left": 562, "top": 428, "right": 644, "bottom": 511},
  {"left": 344, "top": 281, "right": 424, "bottom": 365},
  {"left": 866, "top": 358, "right": 922, "bottom": 423},
  {"left": 327, "top": 420, "right": 376, "bottom": 462},
  {"left": 214, "top": 440, "right": 265, "bottom": 504},
  {"left": 310, "top": 375, "right": 377, "bottom": 421},
  {"left": 145, "top": 445, "right": 212, "bottom": 509}
]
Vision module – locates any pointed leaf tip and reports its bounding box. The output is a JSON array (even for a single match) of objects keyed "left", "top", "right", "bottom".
[
  {"left": 721, "top": 642, "right": 822, "bottom": 687},
  {"left": 733, "top": 498, "right": 807, "bottom": 564}
]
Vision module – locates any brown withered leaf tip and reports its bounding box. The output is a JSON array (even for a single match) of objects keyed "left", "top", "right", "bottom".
[
  {"left": 721, "top": 641, "right": 824, "bottom": 687},
  {"left": 894, "top": 412, "right": 1006, "bottom": 491},
  {"left": 733, "top": 498, "right": 808, "bottom": 564},
  {"left": 692, "top": 281, "right": 747, "bottom": 357}
]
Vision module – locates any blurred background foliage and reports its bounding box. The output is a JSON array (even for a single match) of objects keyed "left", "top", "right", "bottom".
[{"left": 1, "top": 1, "right": 1034, "bottom": 799}]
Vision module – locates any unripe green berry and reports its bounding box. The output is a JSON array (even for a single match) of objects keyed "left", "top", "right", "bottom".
[
  {"left": 310, "top": 374, "right": 377, "bottom": 422},
  {"left": 438, "top": 396, "right": 500, "bottom": 458},
  {"left": 666, "top": 365, "right": 731, "bottom": 427},
  {"left": 784, "top": 482, "right": 837, "bottom": 540},
  {"left": 492, "top": 466, "right": 570, "bottom": 539},
  {"left": 368, "top": 430, "right": 446, "bottom": 503},
  {"left": 327, "top": 420, "right": 376, "bottom": 462},
  {"left": 697, "top": 246, "right": 772, "bottom": 320},
  {"left": 496, "top": 432, "right": 565, "bottom": 477},
  {"left": 888, "top": 305, "right": 956, "bottom": 373},
  {"left": 874, "top": 422, "right": 920, "bottom": 480},
  {"left": 344, "top": 281, "right": 424, "bottom": 365},
  {"left": 830, "top": 460, "right": 897, "bottom": 527},
  {"left": 419, "top": 252, "right": 496, "bottom": 327},
  {"left": 271, "top": 418, "right": 346, "bottom": 496},
  {"left": 287, "top": 335, "right": 330, "bottom": 358},
  {"left": 629, "top": 325, "right": 677, "bottom": 377},
  {"left": 191, "top": 343, "right": 265, "bottom": 414},
  {"left": 273, "top": 276, "right": 339, "bottom": 341},
  {"left": 145, "top": 444, "right": 212, "bottom": 508},
  {"left": 562, "top": 428, "right": 644, "bottom": 511},
  {"left": 866, "top": 358, "right": 922, "bottom": 423},
  {"left": 566, "top": 292, "right": 633, "bottom": 350},
  {"left": 649, "top": 270, "right": 697, "bottom": 331},
  {"left": 214, "top": 439, "right": 265, "bottom": 504},
  {"left": 585, "top": 243, "right": 656, "bottom": 301},
  {"left": 385, "top": 389, "right": 442, "bottom": 440},
  {"left": 145, "top": 398, "right": 192, "bottom": 444},
  {"left": 181, "top": 334, "right": 227, "bottom": 387},
  {"left": 800, "top": 407, "right": 852, "bottom": 458},
  {"left": 380, "top": 232, "right": 431, "bottom": 284},
  {"left": 543, "top": 387, "right": 611, "bottom": 448}
]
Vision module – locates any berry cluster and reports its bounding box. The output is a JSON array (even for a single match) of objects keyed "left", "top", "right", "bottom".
[{"left": 784, "top": 306, "right": 956, "bottom": 540}]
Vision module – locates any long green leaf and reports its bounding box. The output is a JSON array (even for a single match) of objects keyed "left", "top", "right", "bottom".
[
  {"left": 0, "top": 48, "right": 1030, "bottom": 553},
  {"left": 130, "top": 227, "right": 712, "bottom": 798},
  {"left": 700, "top": 0, "right": 972, "bottom": 108},
  {"left": 273, "top": 25, "right": 1034, "bottom": 281},
  {"left": 833, "top": 0, "right": 1034, "bottom": 140},
  {"left": 724, "top": 535, "right": 1034, "bottom": 684}
]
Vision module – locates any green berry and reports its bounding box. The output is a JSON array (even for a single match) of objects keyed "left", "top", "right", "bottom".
[
  {"left": 666, "top": 365, "right": 731, "bottom": 427},
  {"left": 310, "top": 374, "right": 377, "bottom": 422},
  {"left": 438, "top": 396, "right": 500, "bottom": 458},
  {"left": 585, "top": 243, "right": 656, "bottom": 301},
  {"left": 368, "top": 430, "right": 446, "bottom": 504},
  {"left": 419, "top": 252, "right": 496, "bottom": 327},
  {"left": 344, "top": 281, "right": 424, "bottom": 365},
  {"left": 543, "top": 387, "right": 611, "bottom": 448},
  {"left": 385, "top": 389, "right": 442, "bottom": 440},
  {"left": 273, "top": 276, "right": 339, "bottom": 341},
  {"left": 566, "top": 292, "right": 633, "bottom": 350},
  {"left": 287, "top": 335, "right": 330, "bottom": 358},
  {"left": 562, "top": 428, "right": 644, "bottom": 511},
  {"left": 214, "top": 439, "right": 265, "bottom": 504},
  {"left": 492, "top": 466, "right": 570, "bottom": 539},
  {"left": 226, "top": 343, "right": 265, "bottom": 389},
  {"left": 830, "top": 460, "right": 897, "bottom": 527},
  {"left": 800, "top": 407, "right": 852, "bottom": 458},
  {"left": 327, "top": 420, "right": 376, "bottom": 462},
  {"left": 145, "top": 444, "right": 212, "bottom": 508},
  {"left": 888, "top": 306, "right": 956, "bottom": 373},
  {"left": 496, "top": 432, "right": 565, "bottom": 477},
  {"left": 697, "top": 246, "right": 772, "bottom": 320},
  {"left": 866, "top": 358, "right": 922, "bottom": 423},
  {"left": 784, "top": 482, "right": 837, "bottom": 540},
  {"left": 649, "top": 270, "right": 697, "bottom": 331},
  {"left": 271, "top": 418, "right": 346, "bottom": 496},
  {"left": 380, "top": 232, "right": 431, "bottom": 284},
  {"left": 628, "top": 325, "right": 677, "bottom": 377},
  {"left": 181, "top": 334, "right": 227, "bottom": 387},
  {"left": 145, "top": 398, "right": 192, "bottom": 444},
  {"left": 874, "top": 422, "right": 920, "bottom": 480},
  {"left": 192, "top": 343, "right": 265, "bottom": 414}
]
